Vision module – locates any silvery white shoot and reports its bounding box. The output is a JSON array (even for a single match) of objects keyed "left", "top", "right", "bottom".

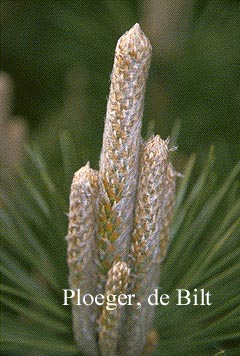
[{"left": 67, "top": 24, "right": 176, "bottom": 356}]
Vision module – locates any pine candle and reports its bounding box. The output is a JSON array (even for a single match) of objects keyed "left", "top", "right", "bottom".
[{"left": 67, "top": 23, "right": 176, "bottom": 356}]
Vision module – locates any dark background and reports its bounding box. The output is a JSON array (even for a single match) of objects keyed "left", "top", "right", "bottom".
[{"left": 1, "top": 0, "right": 240, "bottom": 174}]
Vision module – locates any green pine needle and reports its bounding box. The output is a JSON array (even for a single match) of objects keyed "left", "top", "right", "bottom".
[{"left": 0, "top": 135, "right": 239, "bottom": 356}]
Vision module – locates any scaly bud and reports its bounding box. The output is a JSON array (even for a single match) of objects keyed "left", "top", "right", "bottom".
[
  {"left": 97, "top": 24, "right": 152, "bottom": 289},
  {"left": 98, "top": 261, "right": 130, "bottom": 356},
  {"left": 120, "top": 135, "right": 169, "bottom": 356},
  {"left": 67, "top": 164, "right": 100, "bottom": 356}
]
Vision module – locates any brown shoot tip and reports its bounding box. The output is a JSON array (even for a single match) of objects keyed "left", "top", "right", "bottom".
[{"left": 116, "top": 23, "right": 152, "bottom": 62}]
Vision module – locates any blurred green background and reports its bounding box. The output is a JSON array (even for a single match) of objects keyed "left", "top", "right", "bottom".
[
  {"left": 1, "top": 0, "right": 240, "bottom": 174},
  {"left": 1, "top": 2, "right": 240, "bottom": 355}
]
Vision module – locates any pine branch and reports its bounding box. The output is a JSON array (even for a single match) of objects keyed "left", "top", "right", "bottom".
[
  {"left": 67, "top": 24, "right": 176, "bottom": 356},
  {"left": 0, "top": 22, "right": 239, "bottom": 356}
]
